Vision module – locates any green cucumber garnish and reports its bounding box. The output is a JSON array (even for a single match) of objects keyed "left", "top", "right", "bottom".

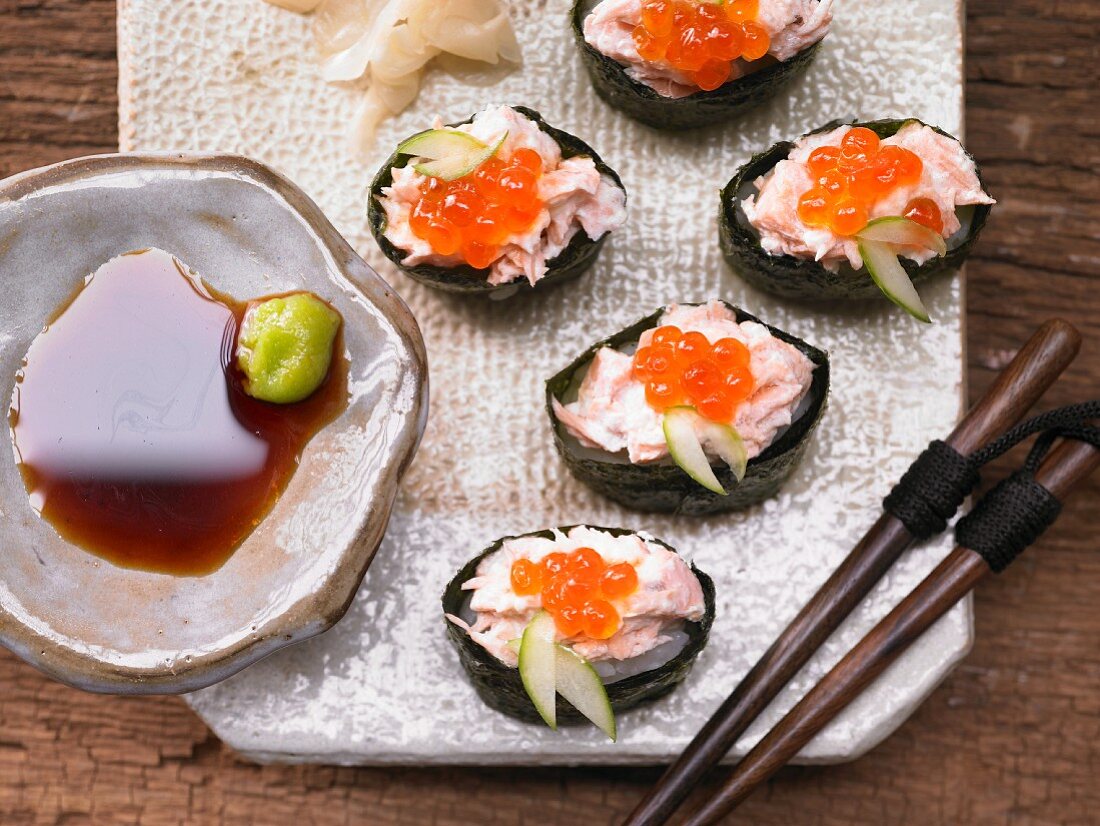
[
  {"left": 663, "top": 406, "right": 748, "bottom": 495},
  {"left": 518, "top": 610, "right": 558, "bottom": 729},
  {"left": 858, "top": 238, "right": 932, "bottom": 323},
  {"left": 412, "top": 132, "right": 507, "bottom": 182},
  {"left": 855, "top": 216, "right": 945, "bottom": 323},
  {"left": 554, "top": 644, "right": 616, "bottom": 741},
  {"left": 516, "top": 613, "right": 617, "bottom": 740},
  {"left": 857, "top": 215, "right": 947, "bottom": 257},
  {"left": 396, "top": 128, "right": 488, "bottom": 158}
]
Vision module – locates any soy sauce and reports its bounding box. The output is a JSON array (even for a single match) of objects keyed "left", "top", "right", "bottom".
[{"left": 7, "top": 249, "right": 348, "bottom": 576}]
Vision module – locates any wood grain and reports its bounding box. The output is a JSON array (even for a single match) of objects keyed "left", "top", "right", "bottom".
[{"left": 1, "top": 1, "right": 1098, "bottom": 824}]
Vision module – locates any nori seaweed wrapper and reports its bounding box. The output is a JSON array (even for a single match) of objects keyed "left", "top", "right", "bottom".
[
  {"left": 546, "top": 303, "right": 829, "bottom": 515},
  {"left": 368, "top": 106, "right": 625, "bottom": 296},
  {"left": 719, "top": 118, "right": 994, "bottom": 300},
  {"left": 570, "top": 0, "right": 825, "bottom": 130},
  {"left": 442, "top": 526, "right": 716, "bottom": 725}
]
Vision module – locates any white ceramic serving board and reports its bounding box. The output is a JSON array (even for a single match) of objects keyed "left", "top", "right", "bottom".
[{"left": 118, "top": 0, "right": 971, "bottom": 765}]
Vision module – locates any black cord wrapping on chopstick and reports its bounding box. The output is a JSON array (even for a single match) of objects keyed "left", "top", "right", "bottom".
[
  {"left": 882, "top": 441, "right": 978, "bottom": 538},
  {"left": 954, "top": 470, "right": 1062, "bottom": 573},
  {"left": 883, "top": 402, "right": 1100, "bottom": 556},
  {"left": 956, "top": 420, "right": 1100, "bottom": 572}
]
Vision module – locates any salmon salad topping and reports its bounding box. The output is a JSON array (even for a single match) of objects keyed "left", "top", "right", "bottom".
[
  {"left": 408, "top": 147, "right": 546, "bottom": 270},
  {"left": 631, "top": 0, "right": 772, "bottom": 93},
  {"left": 510, "top": 547, "right": 640, "bottom": 640},
  {"left": 552, "top": 301, "right": 814, "bottom": 464},
  {"left": 447, "top": 527, "right": 705, "bottom": 666},
  {"left": 633, "top": 323, "right": 754, "bottom": 422},
  {"left": 743, "top": 122, "right": 996, "bottom": 270},
  {"left": 584, "top": 0, "right": 833, "bottom": 98},
  {"left": 380, "top": 105, "right": 627, "bottom": 286}
]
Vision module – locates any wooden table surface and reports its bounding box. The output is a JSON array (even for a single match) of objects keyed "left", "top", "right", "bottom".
[{"left": 1, "top": 1, "right": 1097, "bottom": 823}]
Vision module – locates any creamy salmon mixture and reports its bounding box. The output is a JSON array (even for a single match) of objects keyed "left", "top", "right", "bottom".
[
  {"left": 583, "top": 0, "right": 833, "bottom": 99},
  {"left": 379, "top": 105, "right": 627, "bottom": 286},
  {"left": 552, "top": 301, "right": 814, "bottom": 463},
  {"left": 743, "top": 122, "right": 996, "bottom": 271},
  {"left": 447, "top": 526, "right": 705, "bottom": 667}
]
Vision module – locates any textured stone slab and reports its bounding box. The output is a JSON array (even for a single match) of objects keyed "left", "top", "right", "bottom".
[{"left": 118, "top": 0, "right": 970, "bottom": 764}]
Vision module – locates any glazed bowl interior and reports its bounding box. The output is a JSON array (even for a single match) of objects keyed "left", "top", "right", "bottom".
[{"left": 0, "top": 154, "right": 427, "bottom": 694}]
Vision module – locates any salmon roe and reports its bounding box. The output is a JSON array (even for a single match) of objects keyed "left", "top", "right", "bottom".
[
  {"left": 797, "top": 128, "right": 942, "bottom": 237},
  {"left": 903, "top": 196, "right": 944, "bottom": 234},
  {"left": 632, "top": 0, "right": 772, "bottom": 92},
  {"left": 632, "top": 325, "right": 754, "bottom": 423},
  {"left": 408, "top": 147, "right": 545, "bottom": 270},
  {"left": 511, "top": 548, "right": 640, "bottom": 639}
]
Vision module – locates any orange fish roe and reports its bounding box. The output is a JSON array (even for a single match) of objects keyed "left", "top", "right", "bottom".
[
  {"left": 797, "top": 127, "right": 941, "bottom": 237},
  {"left": 632, "top": 325, "right": 754, "bottom": 423},
  {"left": 633, "top": 0, "right": 772, "bottom": 92},
  {"left": 903, "top": 196, "right": 945, "bottom": 233},
  {"left": 408, "top": 147, "right": 545, "bottom": 270},
  {"left": 511, "top": 548, "right": 640, "bottom": 639},
  {"left": 510, "top": 558, "right": 543, "bottom": 596}
]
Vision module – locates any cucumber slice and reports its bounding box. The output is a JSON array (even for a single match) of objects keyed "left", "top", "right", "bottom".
[
  {"left": 518, "top": 610, "right": 557, "bottom": 729},
  {"left": 396, "top": 128, "right": 487, "bottom": 159},
  {"left": 858, "top": 238, "right": 932, "bottom": 323},
  {"left": 664, "top": 408, "right": 724, "bottom": 495},
  {"left": 414, "top": 132, "right": 508, "bottom": 182},
  {"left": 512, "top": 631, "right": 617, "bottom": 739},
  {"left": 857, "top": 216, "right": 947, "bottom": 257},
  {"left": 663, "top": 406, "right": 747, "bottom": 495},
  {"left": 554, "top": 645, "right": 616, "bottom": 741},
  {"left": 699, "top": 416, "right": 748, "bottom": 483}
]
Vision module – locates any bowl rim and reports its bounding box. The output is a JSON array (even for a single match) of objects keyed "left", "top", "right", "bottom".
[{"left": 0, "top": 151, "right": 429, "bottom": 694}]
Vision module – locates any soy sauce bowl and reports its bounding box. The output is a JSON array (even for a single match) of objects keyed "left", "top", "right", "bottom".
[{"left": 0, "top": 154, "right": 428, "bottom": 693}]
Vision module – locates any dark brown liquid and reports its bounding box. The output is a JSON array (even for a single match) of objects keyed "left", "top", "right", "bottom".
[{"left": 8, "top": 249, "right": 347, "bottom": 576}]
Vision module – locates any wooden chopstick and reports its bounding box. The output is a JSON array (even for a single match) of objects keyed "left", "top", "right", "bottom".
[
  {"left": 623, "top": 319, "right": 1081, "bottom": 826},
  {"left": 681, "top": 435, "right": 1100, "bottom": 824}
]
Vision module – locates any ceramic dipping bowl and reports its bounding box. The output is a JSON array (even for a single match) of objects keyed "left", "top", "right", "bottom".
[{"left": 0, "top": 154, "right": 428, "bottom": 693}]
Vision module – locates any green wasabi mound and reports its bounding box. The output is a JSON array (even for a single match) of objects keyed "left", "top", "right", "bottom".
[{"left": 236, "top": 293, "right": 341, "bottom": 404}]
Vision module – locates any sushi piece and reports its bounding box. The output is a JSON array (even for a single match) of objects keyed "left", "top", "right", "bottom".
[
  {"left": 721, "top": 118, "right": 996, "bottom": 320},
  {"left": 573, "top": 0, "right": 833, "bottom": 129},
  {"left": 369, "top": 105, "right": 627, "bottom": 296},
  {"left": 547, "top": 301, "right": 829, "bottom": 515},
  {"left": 443, "top": 525, "right": 715, "bottom": 731}
]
